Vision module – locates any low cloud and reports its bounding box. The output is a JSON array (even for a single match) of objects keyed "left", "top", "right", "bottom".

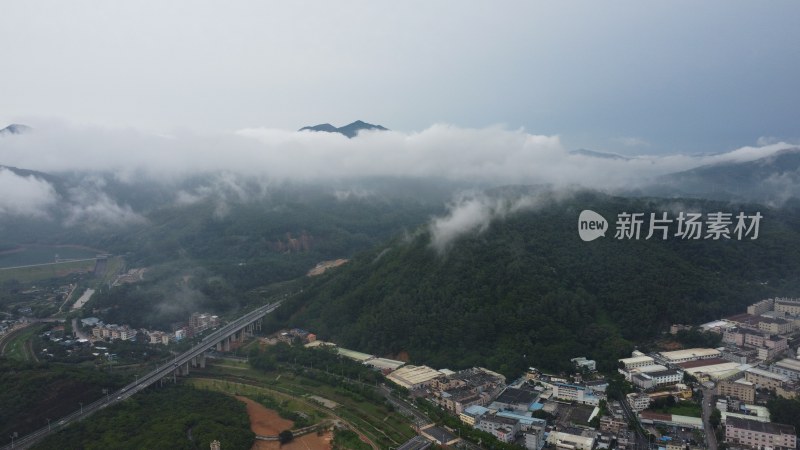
[
  {"left": 615, "top": 136, "right": 650, "bottom": 148},
  {"left": 63, "top": 178, "right": 147, "bottom": 227},
  {"left": 429, "top": 190, "right": 569, "bottom": 253},
  {"left": 1, "top": 120, "right": 798, "bottom": 197},
  {"left": 0, "top": 168, "right": 58, "bottom": 218}
]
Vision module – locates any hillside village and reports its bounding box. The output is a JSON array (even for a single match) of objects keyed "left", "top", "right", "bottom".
[{"left": 265, "top": 297, "right": 800, "bottom": 450}]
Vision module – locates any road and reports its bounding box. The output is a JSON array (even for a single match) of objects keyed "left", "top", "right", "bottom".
[
  {"left": 618, "top": 395, "right": 652, "bottom": 450},
  {"left": 377, "top": 384, "right": 430, "bottom": 429},
  {"left": 1, "top": 300, "right": 283, "bottom": 450},
  {"left": 701, "top": 387, "right": 718, "bottom": 450},
  {"left": 57, "top": 283, "right": 78, "bottom": 313}
]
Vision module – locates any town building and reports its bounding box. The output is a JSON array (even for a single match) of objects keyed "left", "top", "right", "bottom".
[
  {"left": 91, "top": 324, "right": 134, "bottom": 341},
  {"left": 552, "top": 383, "right": 602, "bottom": 406},
  {"left": 476, "top": 413, "right": 520, "bottom": 444},
  {"left": 432, "top": 367, "right": 506, "bottom": 413},
  {"left": 744, "top": 367, "right": 790, "bottom": 390},
  {"left": 631, "top": 369, "right": 683, "bottom": 390},
  {"left": 774, "top": 298, "right": 800, "bottom": 316},
  {"left": 547, "top": 431, "right": 595, "bottom": 450},
  {"left": 492, "top": 387, "right": 538, "bottom": 412},
  {"left": 496, "top": 411, "right": 546, "bottom": 432},
  {"left": 524, "top": 430, "right": 544, "bottom": 450},
  {"left": 189, "top": 313, "right": 220, "bottom": 334},
  {"left": 599, "top": 416, "right": 629, "bottom": 434},
  {"left": 660, "top": 348, "right": 721, "bottom": 364},
  {"left": 626, "top": 392, "right": 651, "bottom": 412},
  {"left": 747, "top": 298, "right": 775, "bottom": 316},
  {"left": 619, "top": 355, "right": 655, "bottom": 370},
  {"left": 770, "top": 358, "right": 800, "bottom": 381},
  {"left": 720, "top": 347, "right": 758, "bottom": 365},
  {"left": 758, "top": 317, "right": 793, "bottom": 335},
  {"left": 459, "top": 405, "right": 489, "bottom": 426},
  {"left": 725, "top": 416, "right": 797, "bottom": 450},
  {"left": 386, "top": 365, "right": 444, "bottom": 390},
  {"left": 716, "top": 379, "right": 755, "bottom": 403}
]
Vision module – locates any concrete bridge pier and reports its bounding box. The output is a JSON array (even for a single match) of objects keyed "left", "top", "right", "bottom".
[{"left": 190, "top": 353, "right": 206, "bottom": 368}]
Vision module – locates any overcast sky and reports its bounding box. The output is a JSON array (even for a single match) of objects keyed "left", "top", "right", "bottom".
[{"left": 1, "top": 1, "right": 799, "bottom": 154}]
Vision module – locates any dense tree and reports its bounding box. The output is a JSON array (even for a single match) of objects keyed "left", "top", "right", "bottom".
[
  {"left": 32, "top": 384, "right": 253, "bottom": 450},
  {"left": 767, "top": 397, "right": 800, "bottom": 431},
  {"left": 284, "top": 191, "right": 800, "bottom": 377}
]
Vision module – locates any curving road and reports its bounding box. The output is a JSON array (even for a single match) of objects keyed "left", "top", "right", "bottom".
[{"left": 2, "top": 301, "right": 282, "bottom": 450}]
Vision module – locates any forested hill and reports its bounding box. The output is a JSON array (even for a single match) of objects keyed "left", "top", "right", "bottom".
[{"left": 279, "top": 189, "right": 800, "bottom": 377}]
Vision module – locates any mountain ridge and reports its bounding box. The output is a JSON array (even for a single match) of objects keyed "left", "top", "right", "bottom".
[
  {"left": 0, "top": 124, "right": 32, "bottom": 135},
  {"left": 299, "top": 120, "right": 388, "bottom": 138}
]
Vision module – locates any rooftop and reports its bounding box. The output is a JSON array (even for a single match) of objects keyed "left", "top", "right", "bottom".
[
  {"left": 678, "top": 358, "right": 730, "bottom": 369},
  {"left": 495, "top": 387, "right": 537, "bottom": 406},
  {"left": 774, "top": 358, "right": 800, "bottom": 372},
  {"left": 387, "top": 365, "right": 443, "bottom": 388},
  {"left": 336, "top": 347, "right": 373, "bottom": 361},
  {"left": 632, "top": 364, "right": 669, "bottom": 373},
  {"left": 746, "top": 367, "right": 790, "bottom": 381},
  {"left": 775, "top": 299, "right": 800, "bottom": 306},
  {"left": 620, "top": 356, "right": 655, "bottom": 365},
  {"left": 647, "top": 369, "right": 682, "bottom": 378},
  {"left": 759, "top": 317, "right": 790, "bottom": 325},
  {"left": 364, "top": 357, "right": 405, "bottom": 371},
  {"left": 481, "top": 414, "right": 519, "bottom": 426},
  {"left": 463, "top": 405, "right": 490, "bottom": 417},
  {"left": 726, "top": 416, "right": 796, "bottom": 435},
  {"left": 725, "top": 313, "right": 762, "bottom": 326},
  {"left": 420, "top": 426, "right": 458, "bottom": 445},
  {"left": 660, "top": 348, "right": 720, "bottom": 360}
]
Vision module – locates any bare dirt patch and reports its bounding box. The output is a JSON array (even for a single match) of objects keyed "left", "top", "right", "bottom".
[{"left": 236, "top": 396, "right": 294, "bottom": 436}]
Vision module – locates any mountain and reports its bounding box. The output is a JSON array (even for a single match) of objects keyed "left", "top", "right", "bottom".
[
  {"left": 643, "top": 147, "right": 800, "bottom": 203},
  {"left": 0, "top": 164, "right": 63, "bottom": 188},
  {"left": 277, "top": 188, "right": 800, "bottom": 376},
  {"left": 298, "top": 123, "right": 338, "bottom": 133},
  {"left": 569, "top": 148, "right": 632, "bottom": 161},
  {"left": 299, "top": 120, "right": 388, "bottom": 138},
  {"left": 0, "top": 124, "right": 32, "bottom": 135}
]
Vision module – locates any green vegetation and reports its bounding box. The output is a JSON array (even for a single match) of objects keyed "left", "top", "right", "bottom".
[
  {"left": 673, "top": 328, "right": 722, "bottom": 348},
  {"left": 649, "top": 397, "right": 702, "bottom": 418},
  {"left": 200, "top": 348, "right": 417, "bottom": 448},
  {"left": 332, "top": 429, "right": 372, "bottom": 450},
  {"left": 0, "top": 244, "right": 100, "bottom": 269},
  {"left": 3, "top": 324, "right": 45, "bottom": 362},
  {"left": 767, "top": 397, "right": 800, "bottom": 431},
  {"left": 0, "top": 260, "right": 96, "bottom": 283},
  {"left": 0, "top": 359, "right": 127, "bottom": 439},
  {"left": 32, "top": 384, "right": 254, "bottom": 450},
  {"left": 191, "top": 378, "right": 326, "bottom": 429},
  {"left": 282, "top": 191, "right": 800, "bottom": 377},
  {"left": 278, "top": 429, "right": 294, "bottom": 444},
  {"left": 710, "top": 408, "right": 721, "bottom": 429}
]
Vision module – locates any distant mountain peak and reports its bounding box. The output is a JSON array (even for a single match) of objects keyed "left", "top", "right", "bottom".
[
  {"left": 0, "top": 124, "right": 32, "bottom": 135},
  {"left": 569, "top": 148, "right": 632, "bottom": 161},
  {"left": 298, "top": 120, "right": 388, "bottom": 138}
]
